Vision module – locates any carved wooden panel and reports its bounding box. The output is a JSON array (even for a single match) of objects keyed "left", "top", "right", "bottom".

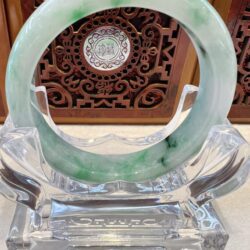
[
  {"left": 228, "top": 0, "right": 250, "bottom": 122},
  {"left": 19, "top": 0, "right": 191, "bottom": 123}
]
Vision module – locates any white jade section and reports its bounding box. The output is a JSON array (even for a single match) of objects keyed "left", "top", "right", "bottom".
[{"left": 5, "top": 0, "right": 237, "bottom": 183}]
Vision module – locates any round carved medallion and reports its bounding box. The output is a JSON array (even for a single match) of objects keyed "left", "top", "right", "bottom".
[
  {"left": 73, "top": 15, "right": 141, "bottom": 82},
  {"left": 83, "top": 26, "right": 131, "bottom": 71}
]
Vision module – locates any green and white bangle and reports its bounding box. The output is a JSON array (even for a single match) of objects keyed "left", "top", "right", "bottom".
[{"left": 6, "top": 0, "right": 237, "bottom": 183}]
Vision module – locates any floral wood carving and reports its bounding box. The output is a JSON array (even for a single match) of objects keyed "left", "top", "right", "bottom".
[
  {"left": 20, "top": 0, "right": 190, "bottom": 122},
  {"left": 232, "top": 1, "right": 250, "bottom": 106},
  {"left": 227, "top": 0, "right": 250, "bottom": 122},
  {"left": 37, "top": 8, "right": 179, "bottom": 109}
]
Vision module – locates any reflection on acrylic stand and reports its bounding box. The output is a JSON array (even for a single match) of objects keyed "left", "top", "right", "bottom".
[
  {"left": 34, "top": 84, "right": 198, "bottom": 155},
  {"left": 0, "top": 86, "right": 249, "bottom": 249}
]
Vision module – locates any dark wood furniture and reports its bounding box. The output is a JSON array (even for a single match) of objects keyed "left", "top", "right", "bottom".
[
  {"left": 0, "top": 0, "right": 10, "bottom": 122},
  {"left": 228, "top": 0, "right": 250, "bottom": 123},
  {"left": 0, "top": 0, "right": 249, "bottom": 124},
  {"left": 19, "top": 2, "right": 196, "bottom": 124}
]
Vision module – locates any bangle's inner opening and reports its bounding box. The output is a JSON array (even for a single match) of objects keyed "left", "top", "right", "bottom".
[{"left": 32, "top": 7, "right": 200, "bottom": 155}]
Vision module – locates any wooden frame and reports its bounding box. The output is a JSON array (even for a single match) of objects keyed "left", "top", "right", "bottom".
[
  {"left": 4, "top": 0, "right": 23, "bottom": 45},
  {"left": 227, "top": 0, "right": 250, "bottom": 123},
  {"left": 0, "top": 0, "right": 10, "bottom": 122}
]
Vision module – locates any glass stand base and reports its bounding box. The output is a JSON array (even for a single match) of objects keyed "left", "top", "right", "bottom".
[
  {"left": 1, "top": 123, "right": 249, "bottom": 250},
  {"left": 7, "top": 200, "right": 228, "bottom": 250}
]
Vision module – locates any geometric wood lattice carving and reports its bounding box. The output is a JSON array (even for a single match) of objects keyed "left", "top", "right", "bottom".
[
  {"left": 232, "top": 2, "right": 250, "bottom": 105},
  {"left": 228, "top": 0, "right": 250, "bottom": 122},
  {"left": 20, "top": 0, "right": 191, "bottom": 123},
  {"left": 38, "top": 8, "right": 180, "bottom": 110}
]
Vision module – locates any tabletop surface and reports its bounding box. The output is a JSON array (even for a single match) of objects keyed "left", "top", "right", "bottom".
[{"left": 0, "top": 125, "right": 249, "bottom": 250}]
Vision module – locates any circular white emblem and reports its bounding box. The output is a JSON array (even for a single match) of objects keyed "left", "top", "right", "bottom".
[{"left": 84, "top": 26, "right": 131, "bottom": 71}]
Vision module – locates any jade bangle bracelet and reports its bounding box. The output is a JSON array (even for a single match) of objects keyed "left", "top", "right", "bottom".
[{"left": 6, "top": 0, "right": 237, "bottom": 183}]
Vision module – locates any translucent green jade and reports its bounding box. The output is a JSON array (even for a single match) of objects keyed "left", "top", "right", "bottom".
[{"left": 6, "top": 0, "right": 237, "bottom": 183}]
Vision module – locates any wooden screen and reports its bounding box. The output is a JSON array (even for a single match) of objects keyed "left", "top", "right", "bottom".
[
  {"left": 3, "top": 0, "right": 249, "bottom": 124},
  {"left": 228, "top": 0, "right": 250, "bottom": 122},
  {"left": 18, "top": 0, "right": 193, "bottom": 124}
]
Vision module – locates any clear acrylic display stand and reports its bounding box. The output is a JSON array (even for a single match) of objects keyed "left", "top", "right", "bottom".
[{"left": 0, "top": 86, "right": 249, "bottom": 249}]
